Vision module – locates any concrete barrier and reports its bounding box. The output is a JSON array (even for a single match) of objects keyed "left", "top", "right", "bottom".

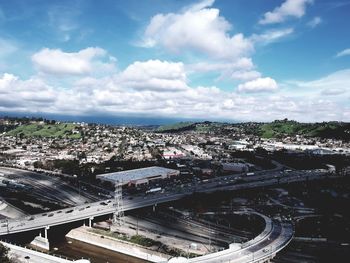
[
  {"left": 2, "top": 241, "right": 75, "bottom": 263},
  {"left": 66, "top": 226, "right": 169, "bottom": 263}
]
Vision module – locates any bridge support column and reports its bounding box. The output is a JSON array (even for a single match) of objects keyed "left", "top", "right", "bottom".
[
  {"left": 30, "top": 226, "right": 50, "bottom": 251},
  {"left": 88, "top": 217, "right": 94, "bottom": 228},
  {"left": 44, "top": 226, "right": 50, "bottom": 239}
]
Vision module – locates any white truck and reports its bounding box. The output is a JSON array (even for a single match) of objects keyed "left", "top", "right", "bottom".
[{"left": 146, "top": 187, "right": 162, "bottom": 194}]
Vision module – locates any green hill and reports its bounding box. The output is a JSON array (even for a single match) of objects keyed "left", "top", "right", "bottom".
[
  {"left": 259, "top": 120, "right": 350, "bottom": 140},
  {"left": 157, "top": 119, "right": 350, "bottom": 140},
  {"left": 157, "top": 121, "right": 224, "bottom": 133},
  {"left": 7, "top": 123, "right": 81, "bottom": 139},
  {"left": 157, "top": 122, "right": 196, "bottom": 132}
]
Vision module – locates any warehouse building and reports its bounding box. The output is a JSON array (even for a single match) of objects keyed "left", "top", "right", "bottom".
[
  {"left": 222, "top": 162, "right": 250, "bottom": 173},
  {"left": 96, "top": 166, "right": 180, "bottom": 187}
]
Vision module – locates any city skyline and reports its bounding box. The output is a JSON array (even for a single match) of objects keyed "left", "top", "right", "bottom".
[{"left": 0, "top": 0, "right": 350, "bottom": 122}]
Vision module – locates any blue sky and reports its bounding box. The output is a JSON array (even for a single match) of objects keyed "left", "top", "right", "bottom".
[{"left": 0, "top": 0, "right": 349, "bottom": 122}]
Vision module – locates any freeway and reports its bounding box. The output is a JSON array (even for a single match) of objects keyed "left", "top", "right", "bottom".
[
  {"left": 0, "top": 168, "right": 331, "bottom": 236},
  {"left": 0, "top": 167, "right": 96, "bottom": 206},
  {"left": 186, "top": 214, "right": 293, "bottom": 263},
  {"left": 1, "top": 167, "right": 331, "bottom": 263}
]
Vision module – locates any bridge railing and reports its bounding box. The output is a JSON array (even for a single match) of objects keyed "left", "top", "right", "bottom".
[{"left": 1, "top": 240, "right": 79, "bottom": 262}]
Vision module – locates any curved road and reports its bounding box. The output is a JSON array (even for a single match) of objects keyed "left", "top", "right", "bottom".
[
  {"left": 0, "top": 167, "right": 333, "bottom": 262},
  {"left": 0, "top": 168, "right": 330, "bottom": 236}
]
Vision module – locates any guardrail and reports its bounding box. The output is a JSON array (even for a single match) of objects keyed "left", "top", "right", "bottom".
[
  {"left": 1, "top": 240, "right": 77, "bottom": 262},
  {"left": 1, "top": 167, "right": 331, "bottom": 237},
  {"left": 186, "top": 212, "right": 293, "bottom": 263}
]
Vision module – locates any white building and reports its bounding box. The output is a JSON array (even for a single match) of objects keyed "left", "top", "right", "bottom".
[{"left": 96, "top": 166, "right": 180, "bottom": 186}]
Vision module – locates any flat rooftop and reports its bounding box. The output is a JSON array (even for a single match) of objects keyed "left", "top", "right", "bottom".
[{"left": 96, "top": 166, "right": 179, "bottom": 183}]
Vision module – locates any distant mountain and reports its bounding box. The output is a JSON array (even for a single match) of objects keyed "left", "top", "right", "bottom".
[
  {"left": 0, "top": 112, "right": 195, "bottom": 126},
  {"left": 2, "top": 116, "right": 349, "bottom": 141}
]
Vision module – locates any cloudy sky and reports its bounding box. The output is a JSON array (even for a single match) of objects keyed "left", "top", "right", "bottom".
[{"left": 0, "top": 0, "right": 349, "bottom": 122}]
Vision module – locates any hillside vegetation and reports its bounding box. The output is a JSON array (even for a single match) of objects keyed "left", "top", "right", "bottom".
[
  {"left": 259, "top": 120, "right": 350, "bottom": 139},
  {"left": 6, "top": 123, "right": 81, "bottom": 139},
  {"left": 157, "top": 121, "right": 224, "bottom": 133},
  {"left": 157, "top": 119, "right": 350, "bottom": 140},
  {"left": 157, "top": 122, "right": 197, "bottom": 132}
]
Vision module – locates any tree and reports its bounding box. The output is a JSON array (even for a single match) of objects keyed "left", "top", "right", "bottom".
[{"left": 0, "top": 243, "right": 12, "bottom": 263}]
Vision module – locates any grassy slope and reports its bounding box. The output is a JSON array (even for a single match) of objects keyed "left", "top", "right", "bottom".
[
  {"left": 157, "top": 122, "right": 196, "bottom": 132},
  {"left": 157, "top": 121, "right": 224, "bottom": 133},
  {"left": 7, "top": 123, "right": 80, "bottom": 138},
  {"left": 259, "top": 121, "right": 350, "bottom": 139},
  {"left": 158, "top": 120, "right": 349, "bottom": 140}
]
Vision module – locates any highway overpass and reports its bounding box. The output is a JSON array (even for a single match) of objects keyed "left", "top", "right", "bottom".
[
  {"left": 0, "top": 168, "right": 331, "bottom": 236},
  {"left": 185, "top": 212, "right": 293, "bottom": 263},
  {"left": 1, "top": 167, "right": 334, "bottom": 262}
]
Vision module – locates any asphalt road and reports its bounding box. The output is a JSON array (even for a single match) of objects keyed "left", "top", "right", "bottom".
[
  {"left": 0, "top": 167, "right": 96, "bottom": 206},
  {"left": 0, "top": 168, "right": 331, "bottom": 236}
]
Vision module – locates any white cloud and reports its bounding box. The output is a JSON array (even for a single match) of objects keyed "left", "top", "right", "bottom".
[
  {"left": 230, "top": 70, "right": 262, "bottom": 81},
  {"left": 186, "top": 57, "right": 262, "bottom": 81},
  {"left": 336, "top": 48, "right": 350, "bottom": 58},
  {"left": 0, "top": 38, "right": 17, "bottom": 58},
  {"left": 142, "top": 0, "right": 253, "bottom": 60},
  {"left": 291, "top": 69, "right": 350, "bottom": 89},
  {"left": 186, "top": 0, "right": 215, "bottom": 12},
  {"left": 118, "top": 60, "right": 188, "bottom": 92},
  {"left": 141, "top": 0, "right": 298, "bottom": 85},
  {"left": 31, "top": 47, "right": 114, "bottom": 76},
  {"left": 48, "top": 5, "right": 80, "bottom": 42},
  {"left": 321, "top": 88, "right": 346, "bottom": 96},
  {"left": 259, "top": 0, "right": 313, "bottom": 25},
  {"left": 251, "top": 28, "right": 294, "bottom": 44},
  {"left": 186, "top": 57, "right": 254, "bottom": 73},
  {"left": 1, "top": 68, "right": 349, "bottom": 122},
  {"left": 307, "top": 16, "right": 322, "bottom": 28},
  {"left": 238, "top": 77, "right": 278, "bottom": 93},
  {"left": 0, "top": 73, "right": 58, "bottom": 112}
]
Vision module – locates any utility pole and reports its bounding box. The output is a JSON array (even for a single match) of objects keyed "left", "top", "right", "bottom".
[{"left": 113, "top": 181, "right": 124, "bottom": 226}]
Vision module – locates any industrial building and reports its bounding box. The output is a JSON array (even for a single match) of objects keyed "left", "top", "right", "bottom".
[
  {"left": 96, "top": 166, "right": 180, "bottom": 187},
  {"left": 222, "top": 162, "right": 250, "bottom": 173}
]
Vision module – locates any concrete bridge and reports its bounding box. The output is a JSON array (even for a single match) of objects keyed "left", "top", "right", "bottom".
[
  {"left": 0, "top": 168, "right": 329, "bottom": 237},
  {"left": 0, "top": 168, "right": 334, "bottom": 262}
]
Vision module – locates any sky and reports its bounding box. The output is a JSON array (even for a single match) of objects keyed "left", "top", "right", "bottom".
[{"left": 0, "top": 0, "right": 350, "bottom": 122}]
